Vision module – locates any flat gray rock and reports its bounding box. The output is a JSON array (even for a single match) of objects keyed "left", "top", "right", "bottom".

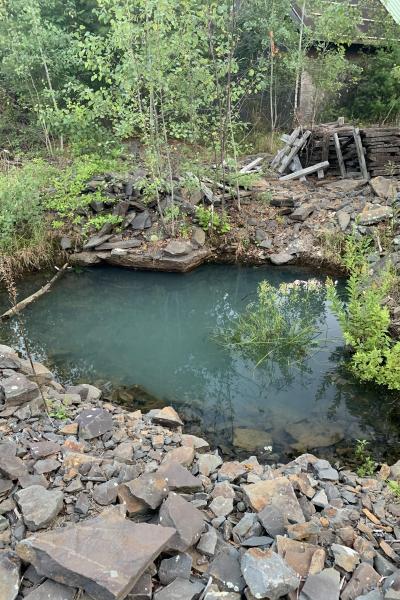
[
  {"left": 197, "top": 527, "right": 218, "bottom": 557},
  {"left": 270, "top": 252, "right": 295, "bottom": 266},
  {"left": 241, "top": 548, "right": 299, "bottom": 600},
  {"left": 0, "top": 550, "right": 20, "bottom": 600},
  {"left": 1, "top": 373, "right": 40, "bottom": 406},
  {"left": 15, "top": 485, "right": 64, "bottom": 531},
  {"left": 118, "top": 473, "right": 168, "bottom": 516},
  {"left": 163, "top": 241, "right": 192, "bottom": 257},
  {"left": 77, "top": 408, "right": 113, "bottom": 440},
  {"left": 25, "top": 579, "right": 77, "bottom": 600},
  {"left": 313, "top": 459, "right": 339, "bottom": 481},
  {"left": 154, "top": 578, "right": 204, "bottom": 600},
  {"left": 209, "top": 546, "right": 245, "bottom": 593},
  {"left": 29, "top": 441, "right": 61, "bottom": 459},
  {"left": 157, "top": 462, "right": 202, "bottom": 493},
  {"left": 300, "top": 568, "right": 341, "bottom": 600},
  {"left": 0, "top": 453, "right": 28, "bottom": 480},
  {"left": 93, "top": 479, "right": 119, "bottom": 506},
  {"left": 159, "top": 492, "right": 205, "bottom": 552},
  {"left": 17, "top": 510, "right": 176, "bottom": 600},
  {"left": 158, "top": 553, "right": 192, "bottom": 585}
]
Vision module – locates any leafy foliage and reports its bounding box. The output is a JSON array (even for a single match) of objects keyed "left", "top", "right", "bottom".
[
  {"left": 0, "top": 160, "right": 55, "bottom": 255},
  {"left": 216, "top": 278, "right": 326, "bottom": 369},
  {"left": 195, "top": 206, "right": 231, "bottom": 234},
  {"left": 355, "top": 439, "right": 375, "bottom": 477},
  {"left": 327, "top": 235, "right": 400, "bottom": 390}
]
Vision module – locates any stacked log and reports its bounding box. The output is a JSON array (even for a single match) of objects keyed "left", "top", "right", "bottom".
[{"left": 361, "top": 127, "right": 400, "bottom": 177}]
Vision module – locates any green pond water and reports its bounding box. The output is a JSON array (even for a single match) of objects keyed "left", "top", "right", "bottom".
[{"left": 1, "top": 264, "right": 399, "bottom": 463}]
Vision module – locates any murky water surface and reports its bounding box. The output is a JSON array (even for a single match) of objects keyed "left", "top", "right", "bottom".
[{"left": 1, "top": 264, "right": 399, "bottom": 463}]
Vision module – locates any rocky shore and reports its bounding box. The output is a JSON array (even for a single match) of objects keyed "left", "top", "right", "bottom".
[
  {"left": 0, "top": 344, "right": 400, "bottom": 600},
  {"left": 60, "top": 170, "right": 400, "bottom": 335}
]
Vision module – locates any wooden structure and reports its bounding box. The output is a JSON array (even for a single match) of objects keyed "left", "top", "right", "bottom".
[{"left": 300, "top": 124, "right": 400, "bottom": 178}]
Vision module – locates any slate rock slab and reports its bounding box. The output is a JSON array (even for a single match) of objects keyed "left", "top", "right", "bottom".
[
  {"left": 157, "top": 462, "right": 202, "bottom": 493},
  {"left": 159, "top": 492, "right": 205, "bottom": 552},
  {"left": 15, "top": 486, "right": 64, "bottom": 531},
  {"left": 1, "top": 373, "right": 40, "bottom": 406},
  {"left": 0, "top": 550, "right": 20, "bottom": 600},
  {"left": 241, "top": 548, "right": 299, "bottom": 600},
  {"left": 76, "top": 408, "right": 113, "bottom": 439},
  {"left": 154, "top": 577, "right": 204, "bottom": 600},
  {"left": 0, "top": 454, "right": 28, "bottom": 480},
  {"left": 29, "top": 441, "right": 61, "bottom": 459},
  {"left": 16, "top": 510, "right": 176, "bottom": 600},
  {"left": 93, "top": 479, "right": 119, "bottom": 506},
  {"left": 270, "top": 252, "right": 295, "bottom": 266},
  {"left": 209, "top": 546, "right": 245, "bottom": 593},
  {"left": 25, "top": 579, "right": 77, "bottom": 600},
  {"left": 299, "top": 567, "right": 341, "bottom": 600},
  {"left": 148, "top": 406, "right": 183, "bottom": 428},
  {"left": 118, "top": 473, "right": 168, "bottom": 516},
  {"left": 243, "top": 476, "right": 305, "bottom": 524},
  {"left": 158, "top": 553, "right": 192, "bottom": 585}
]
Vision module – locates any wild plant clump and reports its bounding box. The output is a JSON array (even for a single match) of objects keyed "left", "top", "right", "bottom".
[
  {"left": 327, "top": 235, "right": 400, "bottom": 391},
  {"left": 216, "top": 278, "right": 326, "bottom": 369}
]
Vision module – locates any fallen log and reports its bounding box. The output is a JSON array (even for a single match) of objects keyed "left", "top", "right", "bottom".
[{"left": 1, "top": 263, "right": 69, "bottom": 320}]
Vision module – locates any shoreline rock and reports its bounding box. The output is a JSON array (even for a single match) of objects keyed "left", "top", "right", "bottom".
[{"left": 0, "top": 346, "right": 399, "bottom": 599}]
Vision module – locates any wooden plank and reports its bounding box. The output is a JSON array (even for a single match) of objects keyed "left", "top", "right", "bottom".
[
  {"left": 271, "top": 127, "right": 301, "bottom": 169},
  {"left": 333, "top": 132, "right": 347, "bottom": 178},
  {"left": 239, "top": 156, "right": 264, "bottom": 173},
  {"left": 277, "top": 130, "right": 311, "bottom": 174},
  {"left": 353, "top": 127, "right": 369, "bottom": 180},
  {"left": 279, "top": 161, "right": 329, "bottom": 181}
]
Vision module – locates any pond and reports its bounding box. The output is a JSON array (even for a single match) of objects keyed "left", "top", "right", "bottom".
[{"left": 1, "top": 264, "right": 399, "bottom": 464}]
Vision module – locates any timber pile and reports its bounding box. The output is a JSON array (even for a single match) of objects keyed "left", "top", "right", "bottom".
[
  {"left": 299, "top": 123, "right": 400, "bottom": 179},
  {"left": 362, "top": 127, "right": 400, "bottom": 177},
  {"left": 271, "top": 127, "right": 329, "bottom": 182}
]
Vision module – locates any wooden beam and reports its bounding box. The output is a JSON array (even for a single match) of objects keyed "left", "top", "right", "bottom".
[
  {"left": 279, "top": 161, "right": 329, "bottom": 181},
  {"left": 353, "top": 127, "right": 369, "bottom": 180},
  {"left": 239, "top": 157, "right": 264, "bottom": 173},
  {"left": 333, "top": 132, "right": 347, "bottom": 178},
  {"left": 271, "top": 127, "right": 301, "bottom": 168},
  {"left": 277, "top": 130, "right": 311, "bottom": 174}
]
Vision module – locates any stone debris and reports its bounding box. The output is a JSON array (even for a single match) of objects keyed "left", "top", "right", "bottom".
[{"left": 0, "top": 348, "right": 399, "bottom": 599}]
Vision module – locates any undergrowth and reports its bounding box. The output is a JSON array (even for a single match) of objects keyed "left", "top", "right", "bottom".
[{"left": 327, "top": 234, "right": 400, "bottom": 390}]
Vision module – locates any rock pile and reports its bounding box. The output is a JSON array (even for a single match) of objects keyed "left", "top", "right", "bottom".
[{"left": 0, "top": 344, "right": 400, "bottom": 599}]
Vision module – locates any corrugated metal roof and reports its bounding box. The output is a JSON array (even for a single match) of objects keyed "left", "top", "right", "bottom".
[{"left": 380, "top": 0, "right": 400, "bottom": 25}]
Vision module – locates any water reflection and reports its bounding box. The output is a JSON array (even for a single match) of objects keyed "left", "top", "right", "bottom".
[{"left": 0, "top": 264, "right": 399, "bottom": 462}]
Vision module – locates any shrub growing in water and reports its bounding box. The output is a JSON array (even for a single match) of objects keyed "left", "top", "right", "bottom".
[
  {"left": 216, "top": 279, "right": 325, "bottom": 370},
  {"left": 327, "top": 235, "right": 400, "bottom": 390}
]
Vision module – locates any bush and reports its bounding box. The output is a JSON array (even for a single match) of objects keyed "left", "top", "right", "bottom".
[
  {"left": 195, "top": 206, "right": 230, "bottom": 234},
  {"left": 0, "top": 159, "right": 56, "bottom": 266},
  {"left": 327, "top": 235, "right": 400, "bottom": 390},
  {"left": 216, "top": 279, "right": 325, "bottom": 369}
]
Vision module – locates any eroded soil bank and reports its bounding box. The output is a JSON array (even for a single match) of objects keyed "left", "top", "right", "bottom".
[{"left": 0, "top": 345, "right": 400, "bottom": 600}]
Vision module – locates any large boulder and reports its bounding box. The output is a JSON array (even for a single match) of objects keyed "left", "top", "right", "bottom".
[{"left": 16, "top": 510, "right": 176, "bottom": 600}]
